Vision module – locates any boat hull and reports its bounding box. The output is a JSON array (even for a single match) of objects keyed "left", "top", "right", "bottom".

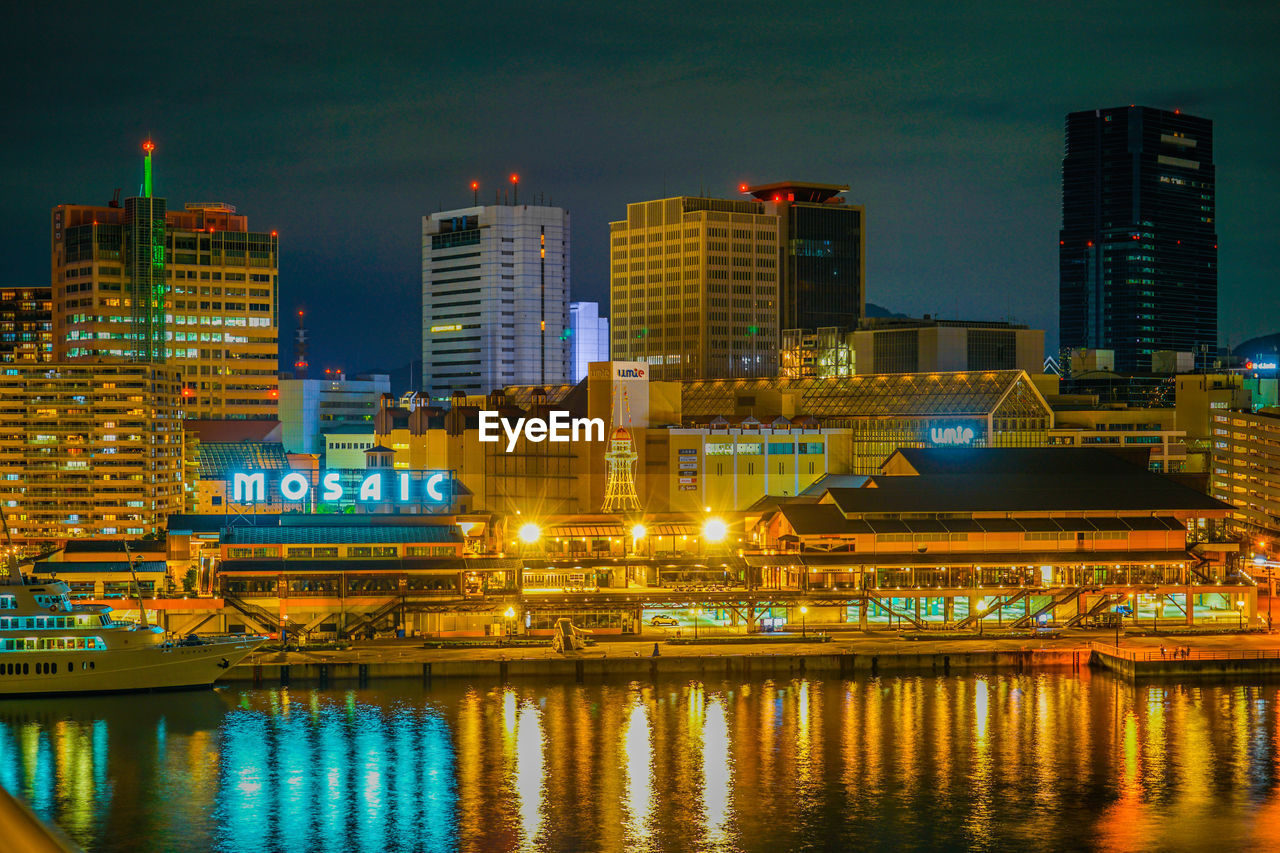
[{"left": 0, "top": 638, "right": 262, "bottom": 696}]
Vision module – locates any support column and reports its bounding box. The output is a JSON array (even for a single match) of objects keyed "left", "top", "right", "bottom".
[{"left": 1185, "top": 586, "right": 1195, "bottom": 626}]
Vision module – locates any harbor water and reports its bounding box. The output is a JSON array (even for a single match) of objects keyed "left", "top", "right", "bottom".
[{"left": 2, "top": 671, "right": 1279, "bottom": 852}]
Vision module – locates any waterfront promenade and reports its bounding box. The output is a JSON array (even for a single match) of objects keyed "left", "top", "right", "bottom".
[{"left": 230, "top": 630, "right": 1280, "bottom": 683}]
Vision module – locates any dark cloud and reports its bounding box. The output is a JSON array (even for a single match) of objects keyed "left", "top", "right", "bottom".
[{"left": 2, "top": 1, "right": 1276, "bottom": 370}]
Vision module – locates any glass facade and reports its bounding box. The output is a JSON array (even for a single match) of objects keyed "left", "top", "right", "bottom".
[
  {"left": 783, "top": 203, "right": 863, "bottom": 331},
  {"left": 1059, "top": 106, "right": 1217, "bottom": 372}
]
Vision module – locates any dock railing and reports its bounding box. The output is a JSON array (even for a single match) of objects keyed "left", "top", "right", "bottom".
[{"left": 1090, "top": 642, "right": 1280, "bottom": 662}]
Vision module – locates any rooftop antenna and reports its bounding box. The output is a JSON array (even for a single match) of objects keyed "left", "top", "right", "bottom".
[
  {"left": 142, "top": 138, "right": 155, "bottom": 198},
  {"left": 294, "top": 309, "right": 309, "bottom": 379}
]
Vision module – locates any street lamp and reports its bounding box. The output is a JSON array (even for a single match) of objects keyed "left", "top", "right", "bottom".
[
  {"left": 1255, "top": 555, "right": 1277, "bottom": 632},
  {"left": 1237, "top": 598, "right": 1245, "bottom": 631},
  {"left": 518, "top": 522, "right": 541, "bottom": 544},
  {"left": 693, "top": 607, "right": 702, "bottom": 640},
  {"left": 800, "top": 605, "right": 808, "bottom": 639},
  {"left": 504, "top": 606, "right": 516, "bottom": 639},
  {"left": 702, "top": 518, "right": 728, "bottom": 544}
]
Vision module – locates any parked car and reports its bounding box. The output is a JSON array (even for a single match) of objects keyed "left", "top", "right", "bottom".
[{"left": 650, "top": 614, "right": 679, "bottom": 627}]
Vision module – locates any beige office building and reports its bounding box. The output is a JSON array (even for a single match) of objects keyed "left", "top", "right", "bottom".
[
  {"left": 0, "top": 362, "right": 184, "bottom": 545},
  {"left": 609, "top": 196, "right": 780, "bottom": 380}
]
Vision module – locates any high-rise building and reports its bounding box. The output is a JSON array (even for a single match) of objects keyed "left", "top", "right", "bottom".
[
  {"left": 609, "top": 196, "right": 779, "bottom": 380},
  {"left": 1059, "top": 106, "right": 1217, "bottom": 373},
  {"left": 51, "top": 142, "right": 280, "bottom": 419},
  {"left": 0, "top": 362, "right": 184, "bottom": 544},
  {"left": 0, "top": 287, "right": 52, "bottom": 363},
  {"left": 569, "top": 301, "right": 609, "bottom": 383},
  {"left": 743, "top": 182, "right": 865, "bottom": 332},
  {"left": 422, "top": 204, "right": 570, "bottom": 401}
]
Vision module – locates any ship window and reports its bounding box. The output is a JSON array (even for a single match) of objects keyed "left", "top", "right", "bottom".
[
  {"left": 66, "top": 662, "right": 72, "bottom": 673},
  {"left": 22, "top": 663, "right": 27, "bottom": 674},
  {"left": 89, "top": 661, "right": 94, "bottom": 669}
]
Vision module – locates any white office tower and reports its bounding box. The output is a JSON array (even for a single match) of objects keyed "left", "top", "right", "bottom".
[
  {"left": 569, "top": 301, "right": 610, "bottom": 383},
  {"left": 422, "top": 204, "right": 570, "bottom": 402}
]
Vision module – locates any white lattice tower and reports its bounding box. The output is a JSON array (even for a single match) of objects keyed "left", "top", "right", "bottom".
[{"left": 602, "top": 426, "right": 640, "bottom": 513}]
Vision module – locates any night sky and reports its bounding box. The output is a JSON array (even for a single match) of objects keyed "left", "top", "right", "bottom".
[{"left": 5, "top": 2, "right": 1277, "bottom": 376}]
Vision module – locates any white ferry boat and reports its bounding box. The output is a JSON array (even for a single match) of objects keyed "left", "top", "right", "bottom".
[{"left": 0, "top": 559, "right": 263, "bottom": 697}]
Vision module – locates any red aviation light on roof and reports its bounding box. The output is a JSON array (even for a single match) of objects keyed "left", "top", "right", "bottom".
[
  {"left": 510, "top": 174, "right": 519, "bottom": 183},
  {"left": 142, "top": 140, "right": 155, "bottom": 153},
  {"left": 470, "top": 181, "right": 479, "bottom": 190},
  {"left": 738, "top": 183, "right": 748, "bottom": 193}
]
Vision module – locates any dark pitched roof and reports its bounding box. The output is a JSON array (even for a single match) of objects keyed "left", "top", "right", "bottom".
[
  {"left": 826, "top": 469, "right": 1228, "bottom": 515},
  {"left": 779, "top": 504, "right": 851, "bottom": 535},
  {"left": 167, "top": 514, "right": 282, "bottom": 535},
  {"left": 882, "top": 447, "right": 1151, "bottom": 476}
]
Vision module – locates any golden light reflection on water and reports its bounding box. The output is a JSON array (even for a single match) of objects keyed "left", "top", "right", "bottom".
[{"left": 0, "top": 675, "right": 1279, "bottom": 852}]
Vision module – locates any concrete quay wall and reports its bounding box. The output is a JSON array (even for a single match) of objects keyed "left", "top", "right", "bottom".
[
  {"left": 226, "top": 648, "right": 1088, "bottom": 685},
  {"left": 1090, "top": 650, "right": 1280, "bottom": 679}
]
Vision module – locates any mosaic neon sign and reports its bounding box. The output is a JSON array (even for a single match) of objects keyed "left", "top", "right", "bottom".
[{"left": 230, "top": 470, "right": 451, "bottom": 504}]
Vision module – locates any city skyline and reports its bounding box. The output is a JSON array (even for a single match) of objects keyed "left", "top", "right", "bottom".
[{"left": 3, "top": 3, "right": 1276, "bottom": 374}]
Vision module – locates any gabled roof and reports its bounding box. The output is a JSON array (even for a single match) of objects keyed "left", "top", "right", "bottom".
[
  {"left": 881, "top": 447, "right": 1151, "bottom": 476},
  {"left": 680, "top": 370, "right": 1044, "bottom": 419},
  {"left": 826, "top": 470, "right": 1227, "bottom": 515}
]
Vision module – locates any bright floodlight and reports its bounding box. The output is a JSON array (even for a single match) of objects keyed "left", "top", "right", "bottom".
[
  {"left": 631, "top": 523, "right": 646, "bottom": 540},
  {"left": 702, "top": 518, "right": 728, "bottom": 543},
  {"left": 504, "top": 607, "right": 516, "bottom": 619},
  {"left": 800, "top": 606, "right": 808, "bottom": 614},
  {"left": 517, "top": 522, "right": 541, "bottom": 544}
]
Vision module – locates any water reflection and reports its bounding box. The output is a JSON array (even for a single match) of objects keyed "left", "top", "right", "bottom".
[{"left": 0, "top": 674, "right": 1279, "bottom": 851}]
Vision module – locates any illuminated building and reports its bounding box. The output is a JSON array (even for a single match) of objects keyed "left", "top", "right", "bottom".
[
  {"left": 422, "top": 203, "right": 570, "bottom": 402},
  {"left": 742, "top": 181, "right": 865, "bottom": 333},
  {"left": 749, "top": 448, "right": 1248, "bottom": 629},
  {"left": 1046, "top": 406, "right": 1187, "bottom": 473},
  {"left": 1210, "top": 407, "right": 1280, "bottom": 539},
  {"left": 1175, "top": 373, "right": 1251, "bottom": 472},
  {"left": 609, "top": 195, "right": 780, "bottom": 379},
  {"left": 569, "top": 301, "right": 609, "bottom": 382},
  {"left": 1060, "top": 106, "right": 1217, "bottom": 373},
  {"left": 213, "top": 515, "right": 485, "bottom": 637},
  {"left": 0, "top": 287, "right": 52, "bottom": 362},
  {"left": 278, "top": 372, "right": 389, "bottom": 454},
  {"left": 50, "top": 143, "right": 280, "bottom": 419},
  {"left": 0, "top": 362, "right": 183, "bottom": 544},
  {"left": 679, "top": 369, "right": 1053, "bottom": 475},
  {"left": 850, "top": 318, "right": 1044, "bottom": 374}
]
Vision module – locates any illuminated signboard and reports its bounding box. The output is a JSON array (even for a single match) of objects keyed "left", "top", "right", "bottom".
[
  {"left": 930, "top": 425, "right": 976, "bottom": 446},
  {"left": 229, "top": 469, "right": 452, "bottom": 505},
  {"left": 1246, "top": 359, "right": 1278, "bottom": 370}
]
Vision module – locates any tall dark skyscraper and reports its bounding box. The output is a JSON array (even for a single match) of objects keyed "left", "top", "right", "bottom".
[
  {"left": 1059, "top": 106, "right": 1217, "bottom": 373},
  {"left": 746, "top": 182, "right": 866, "bottom": 333}
]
